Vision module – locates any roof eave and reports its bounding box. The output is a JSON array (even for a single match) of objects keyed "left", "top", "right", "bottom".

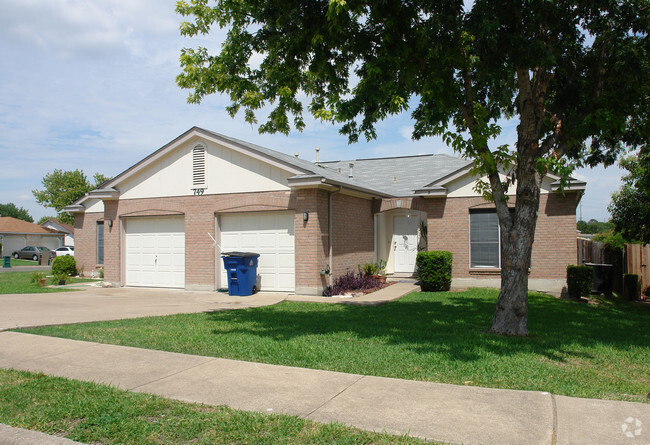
[
  {"left": 288, "top": 176, "right": 393, "bottom": 198},
  {"left": 412, "top": 188, "right": 448, "bottom": 198},
  {"left": 88, "top": 188, "right": 120, "bottom": 200},
  {"left": 63, "top": 204, "right": 86, "bottom": 213}
]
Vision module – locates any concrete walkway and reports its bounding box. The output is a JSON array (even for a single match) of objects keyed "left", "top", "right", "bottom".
[{"left": 1, "top": 331, "right": 648, "bottom": 445}]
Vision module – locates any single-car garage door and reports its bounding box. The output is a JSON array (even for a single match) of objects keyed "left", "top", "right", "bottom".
[
  {"left": 125, "top": 216, "right": 185, "bottom": 288},
  {"left": 220, "top": 212, "right": 295, "bottom": 292}
]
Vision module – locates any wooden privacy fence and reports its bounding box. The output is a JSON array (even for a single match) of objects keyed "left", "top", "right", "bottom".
[
  {"left": 626, "top": 243, "right": 649, "bottom": 296},
  {"left": 577, "top": 238, "right": 649, "bottom": 298},
  {"left": 577, "top": 239, "right": 608, "bottom": 265}
]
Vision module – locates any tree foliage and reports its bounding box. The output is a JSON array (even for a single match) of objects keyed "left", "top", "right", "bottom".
[
  {"left": 608, "top": 151, "right": 650, "bottom": 244},
  {"left": 32, "top": 170, "right": 111, "bottom": 226},
  {"left": 577, "top": 219, "right": 614, "bottom": 235},
  {"left": 176, "top": 0, "right": 649, "bottom": 334},
  {"left": 37, "top": 216, "right": 57, "bottom": 226},
  {"left": 0, "top": 203, "right": 33, "bottom": 222}
]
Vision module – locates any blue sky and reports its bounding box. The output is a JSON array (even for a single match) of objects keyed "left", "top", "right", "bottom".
[{"left": 0, "top": 0, "right": 624, "bottom": 223}]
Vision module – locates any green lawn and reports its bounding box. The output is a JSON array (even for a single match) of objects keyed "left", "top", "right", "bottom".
[
  {"left": 18, "top": 289, "right": 650, "bottom": 402},
  {"left": 9, "top": 258, "right": 42, "bottom": 266},
  {"left": 0, "top": 271, "right": 96, "bottom": 294},
  {"left": 0, "top": 368, "right": 423, "bottom": 445}
]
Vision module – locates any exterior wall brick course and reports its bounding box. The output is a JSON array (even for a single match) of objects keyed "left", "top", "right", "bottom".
[
  {"left": 331, "top": 193, "right": 374, "bottom": 277},
  {"left": 73, "top": 212, "right": 103, "bottom": 276},
  {"left": 422, "top": 193, "right": 578, "bottom": 279}
]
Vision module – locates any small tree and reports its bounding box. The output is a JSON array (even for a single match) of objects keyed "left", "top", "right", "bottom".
[{"left": 32, "top": 170, "right": 111, "bottom": 226}]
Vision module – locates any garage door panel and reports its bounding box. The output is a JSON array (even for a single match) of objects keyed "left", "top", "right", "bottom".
[
  {"left": 125, "top": 217, "right": 185, "bottom": 288},
  {"left": 220, "top": 212, "right": 295, "bottom": 292},
  {"left": 277, "top": 252, "right": 294, "bottom": 268}
]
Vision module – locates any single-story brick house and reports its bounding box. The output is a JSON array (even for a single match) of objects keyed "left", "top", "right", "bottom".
[
  {"left": 66, "top": 127, "right": 584, "bottom": 295},
  {"left": 0, "top": 217, "right": 66, "bottom": 257}
]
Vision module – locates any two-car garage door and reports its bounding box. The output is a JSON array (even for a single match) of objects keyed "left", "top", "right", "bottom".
[
  {"left": 220, "top": 212, "right": 295, "bottom": 292},
  {"left": 123, "top": 212, "right": 295, "bottom": 292}
]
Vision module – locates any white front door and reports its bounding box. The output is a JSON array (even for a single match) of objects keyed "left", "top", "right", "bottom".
[
  {"left": 393, "top": 215, "right": 418, "bottom": 273},
  {"left": 125, "top": 216, "right": 185, "bottom": 288},
  {"left": 219, "top": 211, "right": 295, "bottom": 292}
]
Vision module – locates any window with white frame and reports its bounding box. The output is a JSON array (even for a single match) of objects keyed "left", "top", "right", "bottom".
[{"left": 470, "top": 210, "right": 500, "bottom": 268}]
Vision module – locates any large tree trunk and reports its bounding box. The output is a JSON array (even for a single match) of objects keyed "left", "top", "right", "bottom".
[
  {"left": 490, "top": 170, "right": 541, "bottom": 335},
  {"left": 490, "top": 110, "right": 543, "bottom": 335}
]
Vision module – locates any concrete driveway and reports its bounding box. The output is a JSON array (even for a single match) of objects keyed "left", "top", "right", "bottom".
[{"left": 0, "top": 286, "right": 288, "bottom": 331}]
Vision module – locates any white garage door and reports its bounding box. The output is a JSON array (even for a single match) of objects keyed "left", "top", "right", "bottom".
[
  {"left": 125, "top": 216, "right": 185, "bottom": 288},
  {"left": 220, "top": 212, "right": 295, "bottom": 292}
]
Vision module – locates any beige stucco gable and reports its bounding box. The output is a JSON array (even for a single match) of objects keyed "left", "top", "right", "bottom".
[
  {"left": 445, "top": 171, "right": 557, "bottom": 198},
  {"left": 117, "top": 137, "right": 293, "bottom": 200}
]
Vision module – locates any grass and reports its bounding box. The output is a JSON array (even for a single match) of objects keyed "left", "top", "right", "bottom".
[
  {"left": 0, "top": 368, "right": 424, "bottom": 445},
  {"left": 18, "top": 289, "right": 650, "bottom": 403},
  {"left": 0, "top": 271, "right": 96, "bottom": 294},
  {"left": 8, "top": 258, "right": 42, "bottom": 267}
]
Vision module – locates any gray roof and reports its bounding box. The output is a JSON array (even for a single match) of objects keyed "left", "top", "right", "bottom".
[{"left": 320, "top": 155, "right": 473, "bottom": 196}]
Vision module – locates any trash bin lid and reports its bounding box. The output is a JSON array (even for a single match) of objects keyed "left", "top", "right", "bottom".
[{"left": 221, "top": 251, "right": 260, "bottom": 258}]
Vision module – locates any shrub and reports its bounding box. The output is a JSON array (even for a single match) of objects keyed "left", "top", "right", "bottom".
[
  {"left": 99, "top": 267, "right": 104, "bottom": 279},
  {"left": 30, "top": 271, "right": 46, "bottom": 285},
  {"left": 416, "top": 251, "right": 452, "bottom": 292},
  {"left": 51, "top": 255, "right": 77, "bottom": 277},
  {"left": 623, "top": 274, "right": 639, "bottom": 301},
  {"left": 323, "top": 271, "right": 380, "bottom": 296},
  {"left": 51, "top": 272, "right": 68, "bottom": 285},
  {"left": 566, "top": 265, "right": 593, "bottom": 299},
  {"left": 359, "top": 259, "right": 386, "bottom": 276}
]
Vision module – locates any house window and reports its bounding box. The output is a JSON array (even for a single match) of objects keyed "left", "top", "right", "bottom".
[
  {"left": 97, "top": 221, "right": 104, "bottom": 265},
  {"left": 192, "top": 144, "right": 206, "bottom": 187},
  {"left": 470, "top": 210, "right": 500, "bottom": 268}
]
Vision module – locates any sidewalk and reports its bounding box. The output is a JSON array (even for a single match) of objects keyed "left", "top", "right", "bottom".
[{"left": 1, "top": 331, "right": 648, "bottom": 445}]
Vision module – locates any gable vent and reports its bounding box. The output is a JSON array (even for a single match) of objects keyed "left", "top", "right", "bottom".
[{"left": 192, "top": 144, "right": 206, "bottom": 187}]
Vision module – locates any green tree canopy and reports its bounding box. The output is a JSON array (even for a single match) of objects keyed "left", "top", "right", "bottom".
[
  {"left": 36, "top": 216, "right": 58, "bottom": 226},
  {"left": 176, "top": 0, "right": 649, "bottom": 335},
  {"left": 32, "top": 170, "right": 111, "bottom": 226},
  {"left": 577, "top": 219, "right": 614, "bottom": 235},
  {"left": 608, "top": 151, "right": 650, "bottom": 244},
  {"left": 0, "top": 203, "right": 33, "bottom": 223}
]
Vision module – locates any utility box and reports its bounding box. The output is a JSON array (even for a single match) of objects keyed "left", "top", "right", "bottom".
[
  {"left": 221, "top": 252, "right": 260, "bottom": 296},
  {"left": 585, "top": 262, "right": 614, "bottom": 295}
]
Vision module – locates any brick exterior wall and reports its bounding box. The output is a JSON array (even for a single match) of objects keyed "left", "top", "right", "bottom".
[
  {"left": 421, "top": 192, "right": 578, "bottom": 279},
  {"left": 73, "top": 186, "right": 577, "bottom": 292},
  {"left": 73, "top": 212, "right": 104, "bottom": 276},
  {"left": 293, "top": 188, "right": 329, "bottom": 294},
  {"left": 75, "top": 190, "right": 335, "bottom": 292},
  {"left": 331, "top": 193, "right": 375, "bottom": 277}
]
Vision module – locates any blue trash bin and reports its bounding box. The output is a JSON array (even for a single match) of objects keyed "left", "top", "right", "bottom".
[
  {"left": 221, "top": 252, "right": 260, "bottom": 296},
  {"left": 2, "top": 256, "right": 10, "bottom": 268}
]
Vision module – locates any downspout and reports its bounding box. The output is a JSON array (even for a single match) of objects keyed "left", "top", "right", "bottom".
[{"left": 329, "top": 186, "right": 342, "bottom": 286}]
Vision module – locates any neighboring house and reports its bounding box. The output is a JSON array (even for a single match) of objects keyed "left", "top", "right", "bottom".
[
  {"left": 0, "top": 217, "right": 66, "bottom": 256},
  {"left": 65, "top": 127, "right": 585, "bottom": 295},
  {"left": 40, "top": 218, "right": 74, "bottom": 246}
]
